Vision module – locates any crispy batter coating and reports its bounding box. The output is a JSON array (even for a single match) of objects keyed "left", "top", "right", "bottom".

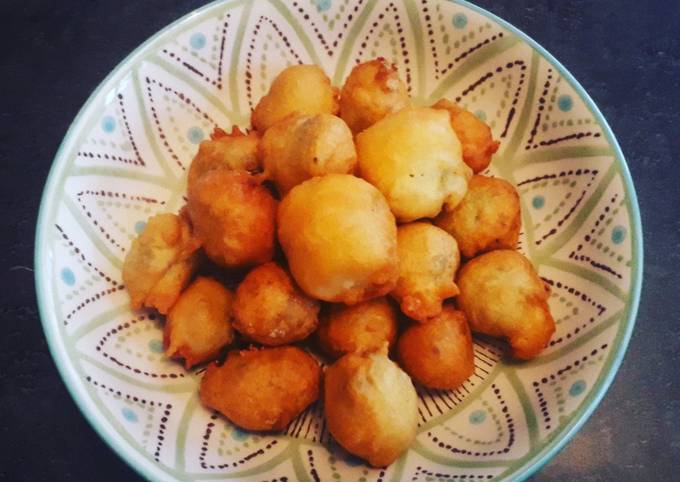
[
  {"left": 316, "top": 297, "right": 398, "bottom": 359},
  {"left": 396, "top": 306, "right": 474, "bottom": 389},
  {"left": 278, "top": 174, "right": 399, "bottom": 305},
  {"left": 187, "top": 169, "right": 277, "bottom": 268},
  {"left": 164, "top": 277, "right": 234, "bottom": 368},
  {"left": 233, "top": 262, "right": 320, "bottom": 345},
  {"left": 200, "top": 346, "right": 321, "bottom": 431},
  {"left": 457, "top": 250, "right": 555, "bottom": 360},
  {"left": 436, "top": 175, "right": 520, "bottom": 259},
  {"left": 252, "top": 65, "right": 339, "bottom": 132},
  {"left": 339, "top": 58, "right": 410, "bottom": 134},
  {"left": 391, "top": 222, "right": 461, "bottom": 321},
  {"left": 324, "top": 350, "right": 418, "bottom": 467},
  {"left": 433, "top": 99, "right": 500, "bottom": 173},
  {"left": 356, "top": 107, "right": 472, "bottom": 222},
  {"left": 261, "top": 113, "right": 357, "bottom": 195},
  {"left": 187, "top": 127, "right": 261, "bottom": 190},
  {"left": 122, "top": 212, "right": 200, "bottom": 314}
]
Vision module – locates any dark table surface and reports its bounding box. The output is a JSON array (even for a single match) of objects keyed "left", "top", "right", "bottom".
[{"left": 1, "top": 0, "right": 678, "bottom": 480}]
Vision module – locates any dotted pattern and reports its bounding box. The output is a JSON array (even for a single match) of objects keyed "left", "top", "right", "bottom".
[
  {"left": 411, "top": 466, "right": 494, "bottom": 481},
  {"left": 199, "top": 413, "right": 279, "bottom": 469},
  {"left": 86, "top": 376, "right": 171, "bottom": 462},
  {"left": 517, "top": 168, "right": 599, "bottom": 246},
  {"left": 245, "top": 16, "right": 302, "bottom": 108},
  {"left": 543, "top": 278, "right": 607, "bottom": 347},
  {"left": 290, "top": 0, "right": 365, "bottom": 55},
  {"left": 569, "top": 194, "right": 626, "bottom": 279},
  {"left": 77, "top": 94, "right": 145, "bottom": 166},
  {"left": 532, "top": 343, "right": 608, "bottom": 431},
  {"left": 420, "top": 0, "right": 504, "bottom": 79},
  {"left": 55, "top": 224, "right": 123, "bottom": 325},
  {"left": 76, "top": 190, "right": 164, "bottom": 251},
  {"left": 356, "top": 3, "right": 413, "bottom": 93},
  {"left": 144, "top": 76, "right": 218, "bottom": 170},
  {"left": 162, "top": 14, "right": 231, "bottom": 89},
  {"left": 454, "top": 60, "right": 526, "bottom": 138},
  {"left": 427, "top": 384, "right": 515, "bottom": 457},
  {"left": 95, "top": 314, "right": 186, "bottom": 379}
]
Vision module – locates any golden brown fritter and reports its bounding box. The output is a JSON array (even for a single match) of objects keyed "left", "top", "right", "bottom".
[
  {"left": 324, "top": 349, "right": 418, "bottom": 467},
  {"left": 433, "top": 99, "right": 500, "bottom": 173},
  {"left": 233, "top": 262, "right": 320, "bottom": 346},
  {"left": 339, "top": 58, "right": 410, "bottom": 134},
  {"left": 200, "top": 346, "right": 321, "bottom": 431},
  {"left": 457, "top": 250, "right": 555, "bottom": 360},
  {"left": 356, "top": 107, "right": 472, "bottom": 222},
  {"left": 277, "top": 174, "right": 399, "bottom": 305},
  {"left": 122, "top": 212, "right": 200, "bottom": 314},
  {"left": 396, "top": 306, "right": 474, "bottom": 389},
  {"left": 436, "top": 175, "right": 521, "bottom": 259},
  {"left": 391, "top": 222, "right": 461, "bottom": 321},
  {"left": 164, "top": 276, "right": 234, "bottom": 368},
  {"left": 187, "top": 126, "right": 260, "bottom": 190},
  {"left": 261, "top": 113, "right": 357, "bottom": 195},
  {"left": 252, "top": 65, "right": 339, "bottom": 132},
  {"left": 316, "top": 297, "right": 398, "bottom": 359},
  {"left": 187, "top": 169, "right": 277, "bottom": 268}
]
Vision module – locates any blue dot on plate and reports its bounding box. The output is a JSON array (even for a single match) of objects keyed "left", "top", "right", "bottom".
[
  {"left": 148, "top": 339, "right": 164, "bottom": 354},
  {"left": 558, "top": 95, "right": 573, "bottom": 112},
  {"left": 101, "top": 116, "right": 116, "bottom": 133},
  {"left": 469, "top": 409, "right": 486, "bottom": 425},
  {"left": 61, "top": 268, "right": 76, "bottom": 286},
  {"left": 474, "top": 110, "right": 487, "bottom": 122},
  {"left": 453, "top": 13, "right": 468, "bottom": 29},
  {"left": 569, "top": 380, "right": 587, "bottom": 397},
  {"left": 187, "top": 127, "right": 205, "bottom": 144},
  {"left": 231, "top": 428, "right": 249, "bottom": 441},
  {"left": 190, "top": 32, "right": 206, "bottom": 50},
  {"left": 532, "top": 195, "right": 545, "bottom": 209},
  {"left": 314, "top": 0, "right": 332, "bottom": 12},
  {"left": 611, "top": 225, "right": 626, "bottom": 244},
  {"left": 134, "top": 221, "right": 146, "bottom": 234},
  {"left": 122, "top": 407, "right": 138, "bottom": 423}
]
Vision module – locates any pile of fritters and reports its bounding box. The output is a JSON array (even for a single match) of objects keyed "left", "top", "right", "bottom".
[{"left": 122, "top": 58, "right": 555, "bottom": 468}]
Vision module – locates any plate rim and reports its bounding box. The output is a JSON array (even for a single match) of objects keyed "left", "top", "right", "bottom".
[{"left": 33, "top": 0, "right": 644, "bottom": 481}]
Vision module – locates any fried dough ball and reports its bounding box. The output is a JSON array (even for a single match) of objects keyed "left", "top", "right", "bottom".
[
  {"left": 164, "top": 277, "right": 234, "bottom": 368},
  {"left": 457, "top": 250, "right": 555, "bottom": 360},
  {"left": 252, "top": 65, "right": 339, "bottom": 132},
  {"left": 200, "top": 346, "right": 321, "bottom": 431},
  {"left": 187, "top": 127, "right": 260, "bottom": 189},
  {"left": 261, "top": 113, "right": 357, "bottom": 195},
  {"left": 436, "top": 175, "right": 521, "bottom": 258},
  {"left": 122, "top": 212, "right": 200, "bottom": 314},
  {"left": 396, "top": 306, "right": 474, "bottom": 389},
  {"left": 187, "top": 169, "right": 277, "bottom": 268},
  {"left": 433, "top": 99, "right": 500, "bottom": 173},
  {"left": 339, "top": 58, "right": 410, "bottom": 134},
  {"left": 391, "top": 222, "right": 461, "bottom": 321},
  {"left": 356, "top": 107, "right": 472, "bottom": 222},
  {"left": 316, "top": 297, "right": 398, "bottom": 358},
  {"left": 233, "top": 262, "right": 320, "bottom": 345},
  {"left": 278, "top": 174, "right": 399, "bottom": 305},
  {"left": 324, "top": 350, "right": 418, "bottom": 467}
]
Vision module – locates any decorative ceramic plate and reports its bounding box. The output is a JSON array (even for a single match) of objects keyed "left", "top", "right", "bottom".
[{"left": 35, "top": 0, "right": 642, "bottom": 480}]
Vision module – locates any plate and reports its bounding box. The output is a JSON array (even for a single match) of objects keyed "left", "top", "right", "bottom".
[{"left": 35, "top": 0, "right": 642, "bottom": 480}]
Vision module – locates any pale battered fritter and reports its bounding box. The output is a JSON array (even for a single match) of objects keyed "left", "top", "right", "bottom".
[
  {"left": 164, "top": 276, "right": 234, "bottom": 368},
  {"left": 233, "top": 262, "right": 320, "bottom": 346},
  {"left": 277, "top": 174, "right": 399, "bottom": 305},
  {"left": 200, "top": 346, "right": 321, "bottom": 431},
  {"left": 457, "top": 250, "right": 555, "bottom": 359}
]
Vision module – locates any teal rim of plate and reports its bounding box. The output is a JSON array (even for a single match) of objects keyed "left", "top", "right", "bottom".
[{"left": 33, "top": 0, "right": 644, "bottom": 481}]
